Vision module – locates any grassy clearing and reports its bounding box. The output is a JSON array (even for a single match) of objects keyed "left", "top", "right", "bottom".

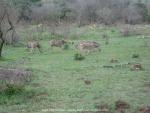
[{"left": 0, "top": 25, "right": 150, "bottom": 113}]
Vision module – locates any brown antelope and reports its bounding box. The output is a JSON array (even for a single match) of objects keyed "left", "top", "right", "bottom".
[
  {"left": 27, "top": 41, "right": 41, "bottom": 53},
  {"left": 49, "top": 39, "right": 66, "bottom": 48},
  {"left": 76, "top": 41, "right": 101, "bottom": 54},
  {"left": 131, "top": 64, "right": 143, "bottom": 71}
]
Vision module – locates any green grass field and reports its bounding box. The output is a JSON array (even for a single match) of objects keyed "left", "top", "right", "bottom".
[{"left": 0, "top": 25, "right": 150, "bottom": 113}]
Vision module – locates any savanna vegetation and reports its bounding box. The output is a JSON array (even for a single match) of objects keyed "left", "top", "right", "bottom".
[{"left": 0, "top": 0, "right": 150, "bottom": 113}]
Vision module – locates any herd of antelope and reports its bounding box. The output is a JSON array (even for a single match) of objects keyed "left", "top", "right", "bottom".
[{"left": 27, "top": 39, "right": 101, "bottom": 54}]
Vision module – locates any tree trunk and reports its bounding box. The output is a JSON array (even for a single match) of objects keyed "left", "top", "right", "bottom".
[
  {"left": 0, "top": 40, "right": 4, "bottom": 57},
  {"left": 0, "top": 30, "right": 4, "bottom": 57}
]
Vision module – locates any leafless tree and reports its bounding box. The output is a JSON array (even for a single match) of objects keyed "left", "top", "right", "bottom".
[
  {"left": 23, "top": 0, "right": 150, "bottom": 25},
  {"left": 0, "top": 0, "right": 18, "bottom": 57}
]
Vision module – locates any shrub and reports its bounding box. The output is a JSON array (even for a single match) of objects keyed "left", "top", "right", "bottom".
[
  {"left": 3, "top": 84, "right": 25, "bottom": 96},
  {"left": 111, "top": 29, "right": 115, "bottom": 33},
  {"left": 63, "top": 44, "right": 69, "bottom": 50},
  {"left": 0, "top": 83, "right": 37, "bottom": 105},
  {"left": 102, "top": 34, "right": 107, "bottom": 39},
  {"left": 102, "top": 34, "right": 109, "bottom": 45},
  {"left": 132, "top": 54, "right": 139, "bottom": 58},
  {"left": 74, "top": 53, "right": 85, "bottom": 61}
]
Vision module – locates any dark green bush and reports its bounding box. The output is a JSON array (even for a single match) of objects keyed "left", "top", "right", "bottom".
[
  {"left": 63, "top": 44, "right": 69, "bottom": 50},
  {"left": 74, "top": 53, "right": 85, "bottom": 61},
  {"left": 0, "top": 85, "right": 36, "bottom": 105},
  {"left": 132, "top": 54, "right": 139, "bottom": 58},
  {"left": 4, "top": 84, "right": 25, "bottom": 96}
]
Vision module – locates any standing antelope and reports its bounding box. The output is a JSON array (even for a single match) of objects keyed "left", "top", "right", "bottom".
[
  {"left": 27, "top": 41, "right": 42, "bottom": 53},
  {"left": 76, "top": 41, "right": 101, "bottom": 54},
  {"left": 49, "top": 39, "right": 66, "bottom": 48}
]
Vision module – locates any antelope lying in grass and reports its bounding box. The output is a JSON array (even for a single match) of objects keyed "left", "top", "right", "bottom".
[
  {"left": 27, "top": 41, "right": 42, "bottom": 53},
  {"left": 76, "top": 41, "right": 101, "bottom": 54}
]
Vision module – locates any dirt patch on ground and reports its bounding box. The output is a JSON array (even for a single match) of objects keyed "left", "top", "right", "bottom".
[
  {"left": 31, "top": 83, "right": 41, "bottom": 87},
  {"left": 0, "top": 68, "right": 31, "bottom": 85},
  {"left": 139, "top": 106, "right": 150, "bottom": 113},
  {"left": 115, "top": 100, "right": 130, "bottom": 113},
  {"left": 144, "top": 84, "right": 150, "bottom": 89},
  {"left": 76, "top": 111, "right": 94, "bottom": 113},
  {"left": 36, "top": 92, "right": 49, "bottom": 97},
  {"left": 84, "top": 80, "right": 91, "bottom": 85},
  {"left": 81, "top": 111, "right": 94, "bottom": 113},
  {"left": 27, "top": 92, "right": 48, "bottom": 99},
  {"left": 95, "top": 103, "right": 109, "bottom": 113}
]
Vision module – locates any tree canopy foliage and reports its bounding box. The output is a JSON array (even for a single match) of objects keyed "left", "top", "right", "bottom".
[{"left": 25, "top": 0, "right": 150, "bottom": 24}]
